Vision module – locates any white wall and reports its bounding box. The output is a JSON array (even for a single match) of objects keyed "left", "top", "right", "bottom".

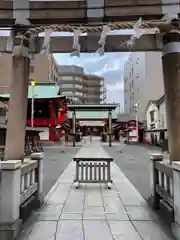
[
  {"left": 124, "top": 52, "right": 164, "bottom": 122},
  {"left": 158, "top": 101, "right": 167, "bottom": 129},
  {"left": 145, "top": 99, "right": 168, "bottom": 144},
  {"left": 146, "top": 103, "right": 159, "bottom": 130}
]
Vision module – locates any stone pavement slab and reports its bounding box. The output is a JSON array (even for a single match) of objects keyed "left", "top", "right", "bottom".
[{"left": 19, "top": 153, "right": 174, "bottom": 240}]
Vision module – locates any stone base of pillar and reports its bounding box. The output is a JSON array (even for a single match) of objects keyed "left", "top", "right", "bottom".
[
  {"left": 0, "top": 160, "right": 21, "bottom": 240},
  {"left": 31, "top": 152, "right": 44, "bottom": 207},
  {"left": 72, "top": 134, "right": 76, "bottom": 147},
  {"left": 149, "top": 153, "right": 163, "bottom": 209},
  {"left": 0, "top": 219, "right": 22, "bottom": 240},
  {"left": 172, "top": 161, "right": 180, "bottom": 239},
  {"left": 108, "top": 133, "right": 112, "bottom": 147},
  {"left": 34, "top": 193, "right": 44, "bottom": 208},
  {"left": 172, "top": 222, "right": 180, "bottom": 240}
]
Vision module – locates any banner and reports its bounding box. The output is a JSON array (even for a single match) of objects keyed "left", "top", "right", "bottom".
[{"left": 79, "top": 121, "right": 105, "bottom": 127}]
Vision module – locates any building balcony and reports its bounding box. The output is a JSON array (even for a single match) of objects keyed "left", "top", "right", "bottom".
[
  {"left": 58, "top": 79, "right": 104, "bottom": 89},
  {"left": 86, "top": 82, "right": 102, "bottom": 88},
  {"left": 60, "top": 87, "right": 88, "bottom": 94},
  {"left": 59, "top": 79, "right": 84, "bottom": 86}
]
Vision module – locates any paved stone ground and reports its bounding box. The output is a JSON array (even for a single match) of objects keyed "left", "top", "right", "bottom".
[
  {"left": 104, "top": 143, "right": 161, "bottom": 201},
  {"left": 43, "top": 147, "right": 80, "bottom": 196},
  {"left": 19, "top": 142, "right": 175, "bottom": 240}
]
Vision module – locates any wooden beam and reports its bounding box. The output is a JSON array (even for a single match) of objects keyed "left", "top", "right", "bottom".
[
  {"left": 0, "top": 0, "right": 176, "bottom": 26},
  {"left": 0, "top": 34, "right": 162, "bottom": 53}
]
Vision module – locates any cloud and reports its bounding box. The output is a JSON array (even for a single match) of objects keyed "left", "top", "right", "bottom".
[
  {"left": 107, "top": 81, "right": 124, "bottom": 91},
  {"left": 0, "top": 28, "right": 131, "bottom": 105},
  {"left": 106, "top": 81, "right": 124, "bottom": 106},
  {"left": 55, "top": 52, "right": 129, "bottom": 104}
]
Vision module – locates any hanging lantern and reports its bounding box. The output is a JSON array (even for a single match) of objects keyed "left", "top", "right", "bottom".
[
  {"left": 58, "top": 111, "right": 61, "bottom": 120},
  {"left": 57, "top": 107, "right": 63, "bottom": 120}
]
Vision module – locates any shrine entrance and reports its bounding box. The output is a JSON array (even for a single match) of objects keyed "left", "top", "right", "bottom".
[
  {"left": 1, "top": 1, "right": 180, "bottom": 240},
  {"left": 0, "top": 1, "right": 180, "bottom": 162},
  {"left": 68, "top": 104, "right": 117, "bottom": 147}
]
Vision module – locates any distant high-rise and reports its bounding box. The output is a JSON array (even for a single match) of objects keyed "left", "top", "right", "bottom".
[
  {"left": 0, "top": 53, "right": 59, "bottom": 94},
  {"left": 123, "top": 52, "right": 164, "bottom": 122},
  {"left": 58, "top": 65, "right": 106, "bottom": 104},
  {"left": 0, "top": 54, "right": 106, "bottom": 104}
]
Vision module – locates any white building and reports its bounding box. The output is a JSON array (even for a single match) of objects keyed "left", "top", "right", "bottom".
[
  {"left": 145, "top": 95, "right": 167, "bottom": 145},
  {"left": 124, "top": 52, "right": 164, "bottom": 122}
]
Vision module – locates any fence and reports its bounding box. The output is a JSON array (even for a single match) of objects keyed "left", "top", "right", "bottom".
[
  {"left": 150, "top": 154, "right": 174, "bottom": 225},
  {"left": 20, "top": 159, "right": 40, "bottom": 221},
  {"left": 0, "top": 152, "right": 44, "bottom": 240},
  {"left": 75, "top": 161, "right": 111, "bottom": 183}
]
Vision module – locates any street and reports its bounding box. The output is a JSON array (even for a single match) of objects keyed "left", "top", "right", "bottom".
[
  {"left": 104, "top": 144, "right": 161, "bottom": 201},
  {"left": 43, "top": 143, "right": 161, "bottom": 201},
  {"left": 43, "top": 146, "right": 80, "bottom": 196},
  {"left": 20, "top": 142, "right": 175, "bottom": 240}
]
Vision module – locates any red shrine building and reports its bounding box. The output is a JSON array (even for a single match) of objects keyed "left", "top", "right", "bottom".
[
  {"left": 113, "top": 118, "right": 143, "bottom": 143},
  {"left": 0, "top": 83, "right": 68, "bottom": 141}
]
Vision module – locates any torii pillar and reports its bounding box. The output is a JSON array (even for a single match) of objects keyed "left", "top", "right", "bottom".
[
  {"left": 4, "top": 28, "right": 30, "bottom": 161},
  {"left": 162, "top": 31, "right": 180, "bottom": 161}
]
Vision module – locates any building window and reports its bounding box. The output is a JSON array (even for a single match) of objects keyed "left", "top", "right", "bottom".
[
  {"left": 150, "top": 110, "right": 155, "bottom": 122},
  {"left": 0, "top": 107, "right": 6, "bottom": 116},
  {"left": 132, "top": 80, "right": 134, "bottom": 88},
  {"left": 161, "top": 115, "right": 164, "bottom": 128}
]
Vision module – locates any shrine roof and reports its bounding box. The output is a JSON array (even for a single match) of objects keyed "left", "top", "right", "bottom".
[
  {"left": 0, "top": 85, "right": 65, "bottom": 99},
  {"left": 67, "top": 110, "right": 117, "bottom": 120}
]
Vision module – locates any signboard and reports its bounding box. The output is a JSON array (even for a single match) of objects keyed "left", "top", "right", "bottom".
[{"left": 79, "top": 121, "right": 105, "bottom": 127}]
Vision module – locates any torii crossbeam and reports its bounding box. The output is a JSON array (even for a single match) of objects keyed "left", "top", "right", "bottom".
[{"left": 0, "top": 0, "right": 179, "bottom": 26}]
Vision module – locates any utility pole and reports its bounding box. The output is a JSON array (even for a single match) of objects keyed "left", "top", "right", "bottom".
[
  {"left": 134, "top": 103, "right": 140, "bottom": 142},
  {"left": 31, "top": 80, "right": 35, "bottom": 127}
]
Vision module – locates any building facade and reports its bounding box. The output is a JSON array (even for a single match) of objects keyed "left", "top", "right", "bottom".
[
  {"left": 58, "top": 65, "right": 106, "bottom": 104},
  {"left": 0, "top": 83, "right": 68, "bottom": 141},
  {"left": 67, "top": 108, "right": 117, "bottom": 138},
  {"left": 114, "top": 113, "right": 142, "bottom": 143},
  {"left": 124, "top": 52, "right": 164, "bottom": 122},
  {"left": 0, "top": 55, "right": 106, "bottom": 104},
  {"left": 0, "top": 53, "right": 59, "bottom": 94},
  {"left": 145, "top": 95, "right": 168, "bottom": 146}
]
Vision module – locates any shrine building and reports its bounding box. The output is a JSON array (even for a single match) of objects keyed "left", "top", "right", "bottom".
[{"left": 0, "top": 82, "right": 68, "bottom": 141}]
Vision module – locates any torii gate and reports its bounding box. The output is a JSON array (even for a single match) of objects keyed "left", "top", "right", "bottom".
[{"left": 0, "top": 0, "right": 180, "bottom": 163}]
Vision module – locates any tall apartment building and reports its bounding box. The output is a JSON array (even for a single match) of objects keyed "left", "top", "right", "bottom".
[
  {"left": 124, "top": 52, "right": 164, "bottom": 122},
  {"left": 0, "top": 54, "right": 106, "bottom": 104},
  {"left": 0, "top": 53, "right": 59, "bottom": 94},
  {"left": 58, "top": 65, "right": 106, "bottom": 104}
]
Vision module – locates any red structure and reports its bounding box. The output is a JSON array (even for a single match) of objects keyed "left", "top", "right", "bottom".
[
  {"left": 26, "top": 98, "right": 67, "bottom": 141},
  {"left": 113, "top": 120, "right": 141, "bottom": 142},
  {"left": 0, "top": 83, "right": 68, "bottom": 141}
]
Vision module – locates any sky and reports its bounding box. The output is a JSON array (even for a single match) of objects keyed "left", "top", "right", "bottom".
[
  {"left": 52, "top": 29, "right": 134, "bottom": 107},
  {"left": 0, "top": 29, "right": 134, "bottom": 108},
  {"left": 54, "top": 52, "right": 129, "bottom": 106}
]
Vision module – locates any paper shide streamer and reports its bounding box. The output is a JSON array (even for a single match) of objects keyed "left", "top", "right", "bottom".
[
  {"left": 71, "top": 29, "right": 81, "bottom": 57},
  {"left": 120, "top": 18, "right": 143, "bottom": 50},
  {"left": 96, "top": 26, "right": 110, "bottom": 56},
  {"left": 40, "top": 29, "right": 53, "bottom": 57}
]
